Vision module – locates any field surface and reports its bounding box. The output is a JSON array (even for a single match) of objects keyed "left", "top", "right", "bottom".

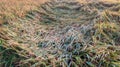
[{"left": 0, "top": 0, "right": 120, "bottom": 67}]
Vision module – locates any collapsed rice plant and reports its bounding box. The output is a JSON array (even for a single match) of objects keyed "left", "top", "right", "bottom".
[{"left": 0, "top": 0, "right": 120, "bottom": 67}]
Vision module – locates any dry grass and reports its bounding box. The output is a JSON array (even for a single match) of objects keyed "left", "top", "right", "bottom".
[
  {"left": 0, "top": 0, "right": 120, "bottom": 67},
  {"left": 0, "top": 0, "right": 48, "bottom": 24}
]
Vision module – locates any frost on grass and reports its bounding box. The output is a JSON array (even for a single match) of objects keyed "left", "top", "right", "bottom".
[{"left": 0, "top": 0, "right": 120, "bottom": 67}]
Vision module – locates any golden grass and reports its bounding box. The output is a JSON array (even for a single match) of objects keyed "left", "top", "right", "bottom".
[{"left": 0, "top": 0, "right": 48, "bottom": 23}]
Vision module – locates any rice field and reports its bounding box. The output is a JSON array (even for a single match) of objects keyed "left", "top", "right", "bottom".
[{"left": 0, "top": 0, "right": 120, "bottom": 67}]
